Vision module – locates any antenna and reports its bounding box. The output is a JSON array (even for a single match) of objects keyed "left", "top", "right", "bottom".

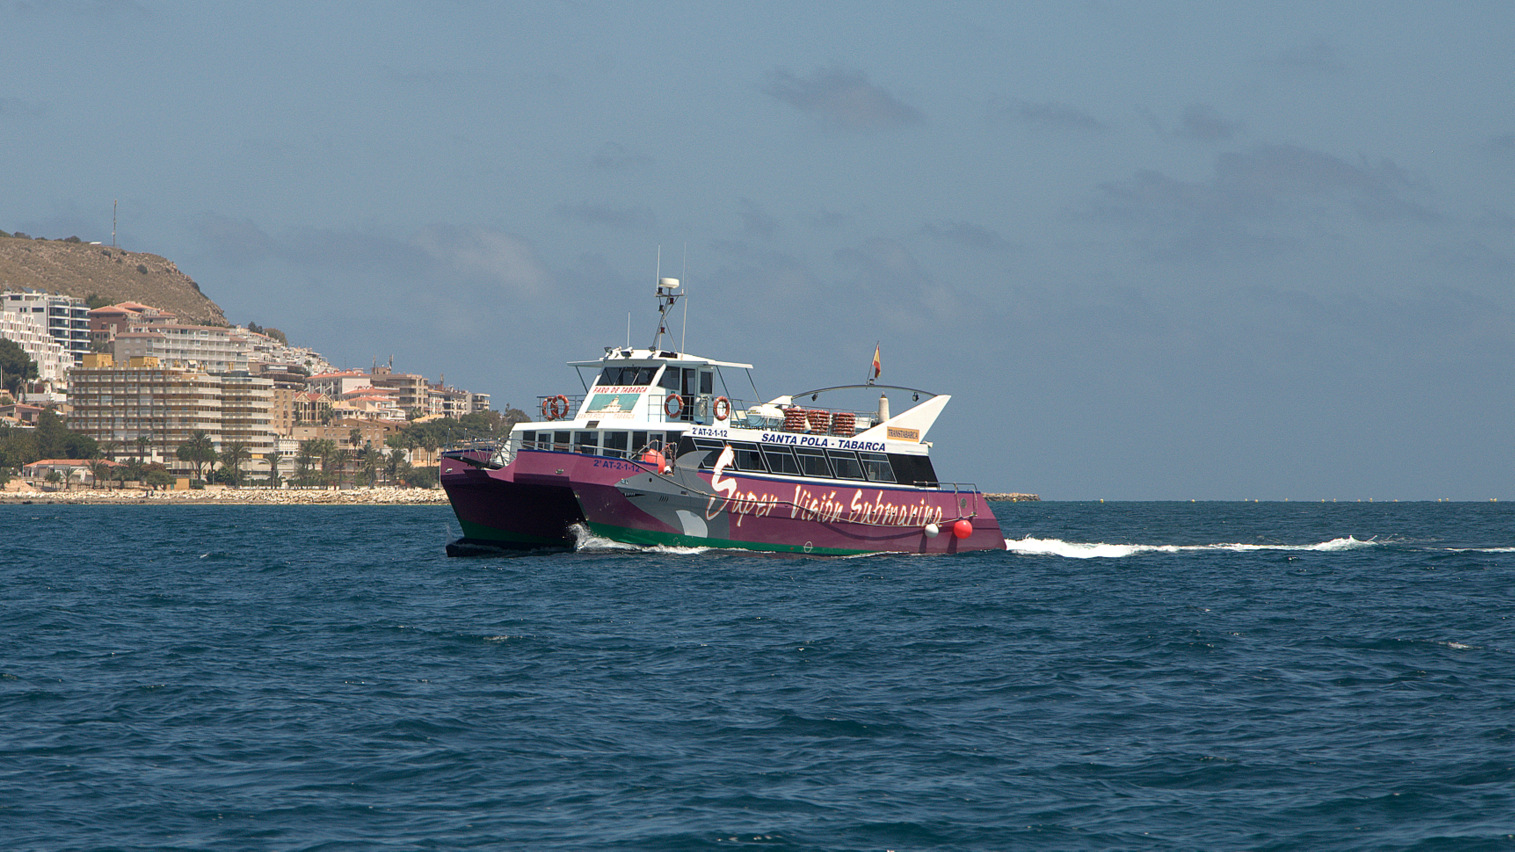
[{"left": 680, "top": 244, "right": 688, "bottom": 353}]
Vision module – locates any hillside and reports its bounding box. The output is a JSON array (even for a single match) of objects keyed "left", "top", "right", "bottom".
[{"left": 0, "top": 233, "right": 227, "bottom": 326}]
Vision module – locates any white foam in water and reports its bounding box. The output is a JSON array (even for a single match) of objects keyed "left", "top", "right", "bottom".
[
  {"left": 1005, "top": 535, "right": 1382, "bottom": 559},
  {"left": 568, "top": 523, "right": 713, "bottom": 556}
]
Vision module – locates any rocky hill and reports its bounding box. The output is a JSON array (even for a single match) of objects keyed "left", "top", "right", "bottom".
[{"left": 0, "top": 233, "right": 227, "bottom": 326}]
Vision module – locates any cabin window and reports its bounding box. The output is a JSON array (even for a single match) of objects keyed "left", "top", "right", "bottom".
[
  {"left": 732, "top": 443, "right": 766, "bottom": 473},
  {"left": 859, "top": 452, "right": 896, "bottom": 483},
  {"left": 574, "top": 432, "right": 598, "bottom": 454},
  {"left": 761, "top": 446, "right": 801, "bottom": 476},
  {"left": 889, "top": 453, "right": 938, "bottom": 487},
  {"left": 597, "top": 367, "right": 623, "bottom": 386},
  {"left": 603, "top": 432, "right": 629, "bottom": 457},
  {"left": 700, "top": 371, "right": 713, "bottom": 394},
  {"left": 553, "top": 431, "right": 570, "bottom": 451},
  {"left": 632, "top": 431, "right": 650, "bottom": 452},
  {"left": 659, "top": 367, "right": 680, "bottom": 390},
  {"left": 520, "top": 430, "right": 536, "bottom": 448},
  {"left": 794, "top": 446, "right": 832, "bottom": 478},
  {"left": 826, "top": 449, "right": 865, "bottom": 480},
  {"left": 685, "top": 437, "right": 724, "bottom": 469}
]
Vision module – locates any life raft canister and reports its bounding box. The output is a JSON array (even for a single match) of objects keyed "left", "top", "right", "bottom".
[
  {"left": 713, "top": 396, "right": 730, "bottom": 421},
  {"left": 640, "top": 448, "right": 667, "bottom": 473}
]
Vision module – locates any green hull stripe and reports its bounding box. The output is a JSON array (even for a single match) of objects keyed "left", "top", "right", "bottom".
[{"left": 586, "top": 521, "right": 870, "bottom": 556}]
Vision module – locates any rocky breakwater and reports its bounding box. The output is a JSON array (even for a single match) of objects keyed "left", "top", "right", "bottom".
[
  {"left": 0, "top": 486, "right": 449, "bottom": 505},
  {"left": 984, "top": 493, "right": 1040, "bottom": 502}
]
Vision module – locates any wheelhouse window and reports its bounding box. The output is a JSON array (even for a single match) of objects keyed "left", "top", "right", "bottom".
[
  {"left": 600, "top": 366, "right": 655, "bottom": 386},
  {"left": 826, "top": 449, "right": 865, "bottom": 480},
  {"left": 859, "top": 452, "right": 896, "bottom": 483}
]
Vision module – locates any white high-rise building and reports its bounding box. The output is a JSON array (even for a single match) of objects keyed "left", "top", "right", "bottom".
[
  {"left": 0, "top": 309, "right": 74, "bottom": 388},
  {"left": 0, "top": 290, "right": 91, "bottom": 366}
]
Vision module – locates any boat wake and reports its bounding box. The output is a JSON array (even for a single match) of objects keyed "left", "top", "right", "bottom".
[
  {"left": 1005, "top": 535, "right": 1381, "bottom": 559},
  {"left": 568, "top": 524, "right": 714, "bottom": 556}
]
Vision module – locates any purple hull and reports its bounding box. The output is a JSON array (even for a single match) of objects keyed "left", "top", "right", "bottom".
[{"left": 443, "top": 449, "right": 1005, "bottom": 555}]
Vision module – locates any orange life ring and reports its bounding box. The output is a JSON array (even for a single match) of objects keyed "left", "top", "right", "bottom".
[
  {"left": 541, "top": 397, "right": 554, "bottom": 420},
  {"left": 542, "top": 394, "right": 569, "bottom": 420},
  {"left": 664, "top": 393, "right": 684, "bottom": 418},
  {"left": 713, "top": 396, "right": 730, "bottom": 421}
]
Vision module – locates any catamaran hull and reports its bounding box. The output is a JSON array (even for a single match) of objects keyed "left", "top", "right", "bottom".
[{"left": 442, "top": 451, "right": 1006, "bottom": 556}]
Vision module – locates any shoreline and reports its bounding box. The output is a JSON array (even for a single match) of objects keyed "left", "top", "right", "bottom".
[{"left": 0, "top": 486, "right": 448, "bottom": 505}]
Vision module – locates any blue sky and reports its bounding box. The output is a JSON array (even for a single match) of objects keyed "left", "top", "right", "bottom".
[{"left": 3, "top": 1, "right": 1512, "bottom": 499}]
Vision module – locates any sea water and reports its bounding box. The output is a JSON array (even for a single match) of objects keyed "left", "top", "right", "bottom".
[{"left": 2, "top": 501, "right": 1511, "bottom": 850}]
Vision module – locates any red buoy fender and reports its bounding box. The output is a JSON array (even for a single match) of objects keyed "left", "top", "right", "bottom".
[{"left": 953, "top": 519, "right": 973, "bottom": 539}]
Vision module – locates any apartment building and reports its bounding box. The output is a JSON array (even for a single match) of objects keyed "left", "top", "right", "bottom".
[
  {"left": 0, "top": 309, "right": 75, "bottom": 387},
  {"left": 1, "top": 290, "right": 91, "bottom": 366},
  {"left": 112, "top": 323, "right": 253, "bottom": 373},
  {"left": 67, "top": 354, "right": 275, "bottom": 473}
]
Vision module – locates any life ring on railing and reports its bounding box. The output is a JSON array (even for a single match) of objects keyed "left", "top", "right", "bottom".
[
  {"left": 664, "top": 393, "right": 684, "bottom": 419},
  {"left": 542, "top": 394, "right": 569, "bottom": 420},
  {"left": 713, "top": 396, "right": 730, "bottom": 421}
]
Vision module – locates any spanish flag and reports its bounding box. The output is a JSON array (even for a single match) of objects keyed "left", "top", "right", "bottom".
[{"left": 871, "top": 344, "right": 881, "bottom": 379}]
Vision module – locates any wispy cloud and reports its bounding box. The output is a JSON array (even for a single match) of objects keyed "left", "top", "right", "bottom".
[
  {"left": 589, "top": 142, "right": 654, "bottom": 172},
  {"left": 1088, "top": 145, "right": 1436, "bottom": 263},
  {"left": 993, "top": 98, "right": 1106, "bottom": 133},
  {"left": 5, "top": 0, "right": 152, "bottom": 20},
  {"left": 737, "top": 198, "right": 778, "bottom": 240},
  {"left": 1486, "top": 133, "right": 1515, "bottom": 158},
  {"left": 553, "top": 202, "right": 655, "bottom": 230},
  {"left": 1094, "top": 144, "right": 1435, "bottom": 228},
  {"left": 0, "top": 97, "right": 47, "bottom": 118},
  {"left": 919, "top": 221, "right": 1012, "bottom": 252},
  {"left": 1174, "top": 104, "right": 1242, "bottom": 142},
  {"left": 1265, "top": 38, "right": 1347, "bottom": 76},
  {"left": 413, "top": 225, "right": 552, "bottom": 297},
  {"left": 191, "top": 213, "right": 550, "bottom": 297},
  {"left": 764, "top": 66, "right": 924, "bottom": 132}
]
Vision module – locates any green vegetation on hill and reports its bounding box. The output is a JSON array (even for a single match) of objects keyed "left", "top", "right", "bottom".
[{"left": 0, "top": 229, "right": 227, "bottom": 325}]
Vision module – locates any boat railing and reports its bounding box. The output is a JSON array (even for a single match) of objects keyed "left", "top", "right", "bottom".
[
  {"left": 531, "top": 390, "right": 880, "bottom": 436},
  {"left": 441, "top": 439, "right": 512, "bottom": 469}
]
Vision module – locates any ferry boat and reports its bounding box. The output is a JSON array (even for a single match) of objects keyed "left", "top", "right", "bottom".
[{"left": 440, "top": 277, "right": 1006, "bottom": 555}]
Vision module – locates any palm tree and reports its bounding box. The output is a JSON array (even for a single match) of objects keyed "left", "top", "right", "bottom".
[
  {"left": 176, "top": 430, "right": 217, "bottom": 481},
  {"left": 295, "top": 439, "right": 316, "bottom": 487},
  {"left": 265, "top": 449, "right": 284, "bottom": 488},
  {"left": 310, "top": 438, "right": 339, "bottom": 489},
  {"left": 219, "top": 441, "right": 250, "bottom": 487},
  {"left": 360, "top": 442, "right": 383, "bottom": 486},
  {"left": 89, "top": 458, "right": 114, "bottom": 490}
]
